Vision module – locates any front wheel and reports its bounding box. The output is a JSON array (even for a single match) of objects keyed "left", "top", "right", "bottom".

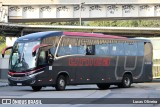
[
  {"left": 55, "top": 75, "right": 66, "bottom": 91},
  {"left": 118, "top": 74, "right": 132, "bottom": 88},
  {"left": 31, "top": 86, "right": 42, "bottom": 91},
  {"left": 97, "top": 83, "right": 110, "bottom": 90}
]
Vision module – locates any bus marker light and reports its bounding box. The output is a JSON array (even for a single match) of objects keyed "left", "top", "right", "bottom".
[
  {"left": 49, "top": 66, "right": 52, "bottom": 70},
  {"left": 70, "top": 79, "right": 74, "bottom": 81},
  {"left": 49, "top": 79, "right": 53, "bottom": 81}
]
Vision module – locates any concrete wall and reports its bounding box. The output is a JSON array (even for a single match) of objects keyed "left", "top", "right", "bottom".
[
  {"left": 0, "top": 6, "right": 8, "bottom": 22},
  {"left": 6, "top": 4, "right": 160, "bottom": 19},
  {"left": 2, "top": 0, "right": 160, "bottom": 5},
  {"left": 6, "top": 37, "right": 17, "bottom": 46},
  {"left": 2, "top": 0, "right": 160, "bottom": 22},
  {"left": 0, "top": 55, "right": 9, "bottom": 79}
]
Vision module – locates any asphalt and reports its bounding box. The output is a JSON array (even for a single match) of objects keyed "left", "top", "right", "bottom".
[{"left": 0, "top": 78, "right": 160, "bottom": 87}]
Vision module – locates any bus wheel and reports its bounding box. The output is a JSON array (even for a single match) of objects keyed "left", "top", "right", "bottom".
[
  {"left": 31, "top": 86, "right": 42, "bottom": 91},
  {"left": 118, "top": 74, "right": 132, "bottom": 88},
  {"left": 97, "top": 83, "right": 110, "bottom": 90},
  {"left": 55, "top": 75, "right": 66, "bottom": 91}
]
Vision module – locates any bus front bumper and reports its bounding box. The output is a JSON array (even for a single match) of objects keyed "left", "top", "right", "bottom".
[{"left": 8, "top": 76, "right": 36, "bottom": 86}]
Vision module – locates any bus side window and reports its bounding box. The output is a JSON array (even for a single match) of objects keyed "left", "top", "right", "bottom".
[
  {"left": 110, "top": 43, "right": 124, "bottom": 56},
  {"left": 137, "top": 42, "right": 144, "bottom": 56},
  {"left": 86, "top": 45, "right": 95, "bottom": 55},
  {"left": 144, "top": 42, "right": 152, "bottom": 62},
  {"left": 58, "top": 44, "right": 79, "bottom": 56},
  {"left": 78, "top": 45, "right": 86, "bottom": 55},
  {"left": 38, "top": 51, "right": 47, "bottom": 65},
  {"left": 50, "top": 47, "right": 55, "bottom": 55},
  {"left": 110, "top": 43, "right": 118, "bottom": 56},
  {"left": 95, "top": 44, "right": 110, "bottom": 56},
  {"left": 57, "top": 46, "right": 67, "bottom": 56},
  {"left": 124, "top": 43, "right": 138, "bottom": 56}
]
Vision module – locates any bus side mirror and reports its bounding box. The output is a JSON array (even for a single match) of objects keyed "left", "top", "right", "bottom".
[
  {"left": 48, "top": 54, "right": 54, "bottom": 65},
  {"left": 32, "top": 44, "right": 52, "bottom": 57},
  {"left": 1, "top": 46, "right": 13, "bottom": 58}
]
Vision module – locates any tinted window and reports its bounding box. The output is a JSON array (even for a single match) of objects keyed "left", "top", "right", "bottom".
[
  {"left": 137, "top": 42, "right": 144, "bottom": 56},
  {"left": 95, "top": 44, "right": 110, "bottom": 56},
  {"left": 38, "top": 51, "right": 47, "bottom": 65},
  {"left": 124, "top": 43, "right": 138, "bottom": 56},
  {"left": 50, "top": 47, "right": 55, "bottom": 55},
  {"left": 77, "top": 45, "right": 86, "bottom": 55},
  {"left": 110, "top": 43, "right": 124, "bottom": 56},
  {"left": 58, "top": 45, "right": 78, "bottom": 56},
  {"left": 86, "top": 45, "right": 95, "bottom": 55},
  {"left": 58, "top": 37, "right": 79, "bottom": 56}
]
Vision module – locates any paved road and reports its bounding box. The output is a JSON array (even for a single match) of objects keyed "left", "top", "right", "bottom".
[{"left": 0, "top": 82, "right": 160, "bottom": 107}]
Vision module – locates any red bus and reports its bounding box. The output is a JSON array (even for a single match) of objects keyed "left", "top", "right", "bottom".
[{"left": 2, "top": 31, "right": 153, "bottom": 91}]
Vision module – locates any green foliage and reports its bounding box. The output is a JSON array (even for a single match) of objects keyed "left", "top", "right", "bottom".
[
  {"left": 86, "top": 20, "right": 160, "bottom": 27},
  {"left": 22, "top": 19, "right": 160, "bottom": 27},
  {"left": 23, "top": 21, "right": 80, "bottom": 26},
  {"left": 0, "top": 42, "right": 5, "bottom": 53},
  {"left": 0, "top": 36, "right": 10, "bottom": 55}
]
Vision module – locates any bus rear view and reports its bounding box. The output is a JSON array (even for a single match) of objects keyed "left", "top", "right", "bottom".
[{"left": 2, "top": 31, "right": 153, "bottom": 91}]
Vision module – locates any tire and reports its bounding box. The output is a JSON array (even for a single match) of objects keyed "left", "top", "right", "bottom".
[
  {"left": 55, "top": 75, "right": 66, "bottom": 91},
  {"left": 118, "top": 74, "right": 132, "bottom": 88},
  {"left": 97, "top": 83, "right": 110, "bottom": 90},
  {"left": 31, "top": 86, "right": 42, "bottom": 91}
]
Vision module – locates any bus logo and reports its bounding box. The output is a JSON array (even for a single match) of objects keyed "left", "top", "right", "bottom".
[{"left": 69, "top": 58, "right": 110, "bottom": 66}]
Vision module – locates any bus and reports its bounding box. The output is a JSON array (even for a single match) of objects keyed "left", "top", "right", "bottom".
[{"left": 2, "top": 31, "right": 153, "bottom": 91}]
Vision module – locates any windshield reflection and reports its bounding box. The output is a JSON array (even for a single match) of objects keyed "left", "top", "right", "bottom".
[{"left": 9, "top": 41, "right": 40, "bottom": 72}]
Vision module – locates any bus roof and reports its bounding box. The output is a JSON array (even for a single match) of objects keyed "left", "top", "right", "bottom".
[
  {"left": 17, "top": 31, "right": 63, "bottom": 41},
  {"left": 17, "top": 31, "right": 127, "bottom": 42},
  {"left": 63, "top": 32, "right": 127, "bottom": 39}
]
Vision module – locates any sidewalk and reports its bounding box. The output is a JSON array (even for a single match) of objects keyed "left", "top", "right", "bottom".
[
  {"left": 152, "top": 78, "right": 160, "bottom": 82},
  {"left": 0, "top": 79, "right": 8, "bottom": 87}
]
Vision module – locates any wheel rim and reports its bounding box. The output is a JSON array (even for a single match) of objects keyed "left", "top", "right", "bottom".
[
  {"left": 124, "top": 77, "right": 130, "bottom": 86},
  {"left": 59, "top": 79, "right": 65, "bottom": 87}
]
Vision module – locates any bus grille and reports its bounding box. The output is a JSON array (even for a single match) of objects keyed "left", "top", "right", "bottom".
[{"left": 12, "top": 74, "right": 26, "bottom": 77}]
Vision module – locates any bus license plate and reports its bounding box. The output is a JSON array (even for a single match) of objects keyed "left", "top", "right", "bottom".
[{"left": 17, "top": 83, "right": 22, "bottom": 86}]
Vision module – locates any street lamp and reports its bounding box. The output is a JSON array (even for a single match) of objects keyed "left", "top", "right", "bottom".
[{"left": 79, "top": 2, "right": 85, "bottom": 26}]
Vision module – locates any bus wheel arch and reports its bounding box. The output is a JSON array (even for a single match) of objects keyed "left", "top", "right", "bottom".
[
  {"left": 118, "top": 72, "right": 133, "bottom": 88},
  {"left": 55, "top": 72, "right": 69, "bottom": 91}
]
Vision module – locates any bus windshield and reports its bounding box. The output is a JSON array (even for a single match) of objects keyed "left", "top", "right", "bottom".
[{"left": 9, "top": 41, "right": 40, "bottom": 72}]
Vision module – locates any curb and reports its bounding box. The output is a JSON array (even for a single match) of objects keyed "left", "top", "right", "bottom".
[
  {"left": 0, "top": 80, "right": 8, "bottom": 87},
  {"left": 0, "top": 83, "right": 8, "bottom": 87},
  {"left": 152, "top": 78, "right": 160, "bottom": 83}
]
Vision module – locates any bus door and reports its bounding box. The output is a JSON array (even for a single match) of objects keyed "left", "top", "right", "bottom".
[{"left": 36, "top": 48, "right": 53, "bottom": 84}]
